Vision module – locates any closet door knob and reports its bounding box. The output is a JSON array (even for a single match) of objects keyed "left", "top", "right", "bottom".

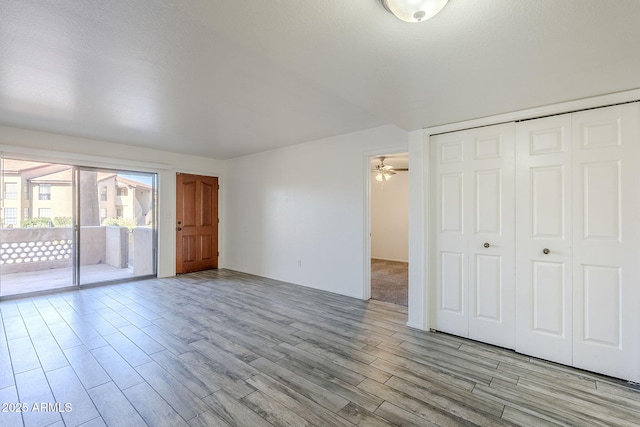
[
  {"left": 483, "top": 242, "right": 490, "bottom": 248},
  {"left": 543, "top": 248, "right": 550, "bottom": 254}
]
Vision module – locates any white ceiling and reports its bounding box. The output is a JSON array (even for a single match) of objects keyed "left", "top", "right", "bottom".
[
  {"left": 1, "top": 1, "right": 640, "bottom": 159},
  {"left": 371, "top": 153, "right": 408, "bottom": 170}
]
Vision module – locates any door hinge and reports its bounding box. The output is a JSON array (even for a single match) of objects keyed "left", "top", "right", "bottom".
[{"left": 217, "top": 251, "right": 220, "bottom": 256}]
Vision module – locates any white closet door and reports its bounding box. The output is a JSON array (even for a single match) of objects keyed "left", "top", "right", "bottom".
[
  {"left": 515, "top": 114, "right": 573, "bottom": 365},
  {"left": 433, "top": 123, "right": 515, "bottom": 348},
  {"left": 572, "top": 103, "right": 640, "bottom": 382},
  {"left": 433, "top": 130, "right": 470, "bottom": 337},
  {"left": 467, "top": 124, "right": 515, "bottom": 349}
]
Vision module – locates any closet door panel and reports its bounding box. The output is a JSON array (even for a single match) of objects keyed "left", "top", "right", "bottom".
[
  {"left": 572, "top": 103, "right": 640, "bottom": 382},
  {"left": 582, "top": 161, "right": 620, "bottom": 240},
  {"left": 441, "top": 173, "right": 464, "bottom": 233},
  {"left": 581, "top": 265, "right": 620, "bottom": 346},
  {"left": 474, "top": 254, "right": 502, "bottom": 320},
  {"left": 475, "top": 170, "right": 501, "bottom": 233},
  {"left": 432, "top": 131, "right": 470, "bottom": 337},
  {"left": 531, "top": 260, "right": 566, "bottom": 336},
  {"left": 468, "top": 124, "right": 515, "bottom": 349},
  {"left": 531, "top": 166, "right": 566, "bottom": 238},
  {"left": 515, "top": 114, "right": 573, "bottom": 365},
  {"left": 441, "top": 251, "right": 465, "bottom": 314}
]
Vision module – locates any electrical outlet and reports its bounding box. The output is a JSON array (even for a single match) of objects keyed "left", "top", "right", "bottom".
[{"left": 297, "top": 259, "right": 302, "bottom": 268}]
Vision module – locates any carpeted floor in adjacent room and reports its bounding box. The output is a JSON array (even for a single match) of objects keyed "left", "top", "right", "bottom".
[{"left": 371, "top": 258, "right": 408, "bottom": 306}]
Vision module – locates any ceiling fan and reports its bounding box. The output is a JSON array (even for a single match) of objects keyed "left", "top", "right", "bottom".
[{"left": 372, "top": 156, "right": 408, "bottom": 181}]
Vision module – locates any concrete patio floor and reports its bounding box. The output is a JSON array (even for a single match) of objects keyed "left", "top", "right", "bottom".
[{"left": 0, "top": 264, "right": 138, "bottom": 297}]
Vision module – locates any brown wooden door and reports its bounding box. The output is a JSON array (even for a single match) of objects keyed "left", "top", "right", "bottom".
[{"left": 176, "top": 173, "right": 218, "bottom": 274}]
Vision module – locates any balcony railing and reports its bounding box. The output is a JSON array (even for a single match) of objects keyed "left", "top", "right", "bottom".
[{"left": 0, "top": 226, "right": 153, "bottom": 275}]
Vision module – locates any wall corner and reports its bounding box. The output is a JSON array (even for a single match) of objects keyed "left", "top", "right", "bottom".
[{"left": 407, "top": 129, "right": 430, "bottom": 331}]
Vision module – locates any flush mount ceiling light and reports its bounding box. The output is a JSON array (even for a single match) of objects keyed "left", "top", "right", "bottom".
[{"left": 379, "top": 0, "right": 449, "bottom": 23}]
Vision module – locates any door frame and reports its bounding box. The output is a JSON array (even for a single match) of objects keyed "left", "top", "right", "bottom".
[{"left": 363, "top": 146, "right": 408, "bottom": 302}]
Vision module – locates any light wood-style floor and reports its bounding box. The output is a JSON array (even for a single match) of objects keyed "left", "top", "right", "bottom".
[{"left": 1, "top": 269, "right": 639, "bottom": 426}]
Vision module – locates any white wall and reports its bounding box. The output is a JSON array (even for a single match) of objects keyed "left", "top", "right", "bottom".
[
  {"left": 224, "top": 125, "right": 409, "bottom": 299},
  {"left": 370, "top": 171, "right": 408, "bottom": 262},
  {"left": 0, "top": 125, "right": 225, "bottom": 278}
]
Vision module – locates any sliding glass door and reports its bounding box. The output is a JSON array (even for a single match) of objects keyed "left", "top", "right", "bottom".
[
  {"left": 78, "top": 168, "right": 157, "bottom": 286},
  {"left": 0, "top": 158, "right": 156, "bottom": 297},
  {"left": 0, "top": 159, "right": 76, "bottom": 296}
]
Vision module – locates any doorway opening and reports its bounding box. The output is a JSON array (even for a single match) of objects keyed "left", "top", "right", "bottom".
[{"left": 369, "top": 153, "right": 409, "bottom": 306}]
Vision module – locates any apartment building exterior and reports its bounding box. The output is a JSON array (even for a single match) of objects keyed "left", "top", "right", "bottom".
[
  {"left": 97, "top": 173, "right": 153, "bottom": 226},
  {"left": 1, "top": 160, "right": 152, "bottom": 227}
]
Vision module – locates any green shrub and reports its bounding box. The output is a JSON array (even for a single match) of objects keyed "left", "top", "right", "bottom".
[
  {"left": 102, "top": 217, "right": 136, "bottom": 231},
  {"left": 21, "top": 217, "right": 53, "bottom": 228},
  {"left": 53, "top": 217, "right": 72, "bottom": 227}
]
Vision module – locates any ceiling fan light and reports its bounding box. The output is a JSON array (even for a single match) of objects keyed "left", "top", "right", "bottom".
[
  {"left": 380, "top": 0, "right": 449, "bottom": 23},
  {"left": 373, "top": 156, "right": 398, "bottom": 182},
  {"left": 375, "top": 171, "right": 395, "bottom": 182}
]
